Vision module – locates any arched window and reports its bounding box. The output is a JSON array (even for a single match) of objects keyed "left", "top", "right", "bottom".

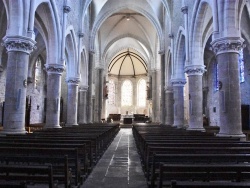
[
  {"left": 137, "top": 79, "right": 146, "bottom": 106},
  {"left": 121, "top": 80, "right": 133, "bottom": 106},
  {"left": 108, "top": 79, "right": 115, "bottom": 105},
  {"left": 239, "top": 48, "right": 245, "bottom": 83},
  {"left": 34, "top": 56, "right": 42, "bottom": 89}
]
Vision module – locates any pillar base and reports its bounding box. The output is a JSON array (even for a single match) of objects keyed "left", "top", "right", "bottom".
[
  {"left": 65, "top": 124, "right": 78, "bottom": 127},
  {"left": 186, "top": 127, "right": 205, "bottom": 132},
  {"left": 0, "top": 129, "right": 27, "bottom": 135},
  {"left": 44, "top": 124, "right": 62, "bottom": 129},
  {"left": 216, "top": 133, "right": 246, "bottom": 141}
]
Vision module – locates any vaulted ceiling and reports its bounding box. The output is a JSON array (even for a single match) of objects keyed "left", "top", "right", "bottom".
[{"left": 89, "top": 0, "right": 168, "bottom": 72}]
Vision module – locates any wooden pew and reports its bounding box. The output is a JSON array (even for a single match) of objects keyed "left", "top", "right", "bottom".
[
  {"left": 149, "top": 153, "right": 250, "bottom": 187},
  {"left": 0, "top": 164, "right": 54, "bottom": 188},
  {"left": 0, "top": 155, "right": 71, "bottom": 188},
  {"left": 157, "top": 163, "right": 250, "bottom": 188},
  {"left": 0, "top": 181, "right": 27, "bottom": 188},
  {"left": 169, "top": 180, "right": 250, "bottom": 188},
  {"left": 0, "top": 147, "right": 81, "bottom": 187}
]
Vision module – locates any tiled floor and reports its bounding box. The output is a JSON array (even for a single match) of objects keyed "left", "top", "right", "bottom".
[{"left": 82, "top": 128, "right": 147, "bottom": 188}]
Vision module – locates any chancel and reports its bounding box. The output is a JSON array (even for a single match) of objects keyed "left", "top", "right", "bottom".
[{"left": 1, "top": 0, "right": 250, "bottom": 187}]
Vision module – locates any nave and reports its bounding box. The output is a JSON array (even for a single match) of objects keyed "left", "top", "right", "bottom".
[
  {"left": 82, "top": 128, "right": 146, "bottom": 188},
  {"left": 2, "top": 123, "right": 250, "bottom": 188}
]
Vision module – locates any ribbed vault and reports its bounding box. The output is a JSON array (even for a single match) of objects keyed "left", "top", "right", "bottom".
[{"left": 108, "top": 48, "right": 147, "bottom": 76}]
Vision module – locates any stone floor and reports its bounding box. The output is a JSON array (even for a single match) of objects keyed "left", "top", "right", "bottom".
[{"left": 82, "top": 128, "right": 147, "bottom": 188}]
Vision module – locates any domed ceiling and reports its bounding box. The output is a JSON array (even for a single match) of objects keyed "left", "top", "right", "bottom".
[{"left": 108, "top": 48, "right": 147, "bottom": 76}]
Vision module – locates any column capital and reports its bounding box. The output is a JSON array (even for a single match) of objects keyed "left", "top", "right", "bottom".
[
  {"left": 171, "top": 78, "right": 186, "bottom": 86},
  {"left": 211, "top": 37, "right": 245, "bottom": 55},
  {"left": 63, "top": 5, "right": 71, "bottom": 13},
  {"left": 185, "top": 65, "right": 206, "bottom": 76},
  {"left": 45, "top": 64, "right": 65, "bottom": 75},
  {"left": 2, "top": 35, "right": 36, "bottom": 54},
  {"left": 66, "top": 77, "right": 80, "bottom": 85},
  {"left": 181, "top": 6, "right": 188, "bottom": 14}
]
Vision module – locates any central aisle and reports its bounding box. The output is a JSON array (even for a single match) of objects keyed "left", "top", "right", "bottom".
[{"left": 82, "top": 128, "right": 147, "bottom": 188}]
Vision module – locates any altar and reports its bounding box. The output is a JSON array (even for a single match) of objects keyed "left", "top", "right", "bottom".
[{"left": 123, "top": 114, "right": 133, "bottom": 124}]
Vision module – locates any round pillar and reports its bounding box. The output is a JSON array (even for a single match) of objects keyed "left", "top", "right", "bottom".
[
  {"left": 1, "top": 36, "right": 36, "bottom": 134},
  {"left": 211, "top": 37, "right": 246, "bottom": 139}
]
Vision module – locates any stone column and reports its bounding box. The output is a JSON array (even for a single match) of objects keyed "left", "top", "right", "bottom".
[
  {"left": 160, "top": 52, "right": 166, "bottom": 124},
  {"left": 78, "top": 86, "right": 88, "bottom": 124},
  {"left": 185, "top": 65, "right": 205, "bottom": 131},
  {"left": 65, "top": 77, "right": 80, "bottom": 126},
  {"left": 171, "top": 79, "right": 186, "bottom": 128},
  {"left": 94, "top": 67, "right": 103, "bottom": 122},
  {"left": 1, "top": 36, "right": 36, "bottom": 134},
  {"left": 44, "top": 64, "right": 64, "bottom": 128},
  {"left": 165, "top": 86, "right": 174, "bottom": 126},
  {"left": 151, "top": 70, "right": 157, "bottom": 122},
  {"left": 102, "top": 78, "right": 108, "bottom": 119},
  {"left": 87, "top": 52, "right": 93, "bottom": 123},
  {"left": 211, "top": 37, "right": 246, "bottom": 139}
]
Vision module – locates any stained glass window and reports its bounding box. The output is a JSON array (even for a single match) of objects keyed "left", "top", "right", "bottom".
[
  {"left": 137, "top": 79, "right": 146, "bottom": 106},
  {"left": 121, "top": 80, "right": 133, "bottom": 106},
  {"left": 108, "top": 79, "right": 115, "bottom": 105},
  {"left": 239, "top": 48, "right": 245, "bottom": 83}
]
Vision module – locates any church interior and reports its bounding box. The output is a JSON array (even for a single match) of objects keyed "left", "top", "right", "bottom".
[{"left": 1, "top": 0, "right": 250, "bottom": 187}]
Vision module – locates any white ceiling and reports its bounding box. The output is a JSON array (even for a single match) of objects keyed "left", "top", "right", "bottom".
[{"left": 90, "top": 0, "right": 165, "bottom": 72}]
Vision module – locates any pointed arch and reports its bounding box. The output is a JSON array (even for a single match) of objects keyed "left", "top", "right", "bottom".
[
  {"left": 174, "top": 27, "right": 186, "bottom": 79},
  {"left": 65, "top": 26, "right": 78, "bottom": 78},
  {"left": 189, "top": 0, "right": 213, "bottom": 66}
]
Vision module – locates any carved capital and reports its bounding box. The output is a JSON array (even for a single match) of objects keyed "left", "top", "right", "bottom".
[
  {"left": 45, "top": 64, "right": 65, "bottom": 75},
  {"left": 211, "top": 37, "right": 245, "bottom": 55},
  {"left": 63, "top": 5, "right": 71, "bottom": 13},
  {"left": 66, "top": 77, "right": 80, "bottom": 85},
  {"left": 2, "top": 36, "right": 36, "bottom": 54},
  {"left": 185, "top": 65, "right": 206, "bottom": 76},
  {"left": 171, "top": 78, "right": 186, "bottom": 86}
]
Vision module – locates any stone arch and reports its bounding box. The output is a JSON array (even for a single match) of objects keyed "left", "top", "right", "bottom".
[
  {"left": 65, "top": 26, "right": 78, "bottom": 78},
  {"left": 80, "top": 48, "right": 88, "bottom": 87},
  {"left": 34, "top": 1, "right": 61, "bottom": 66},
  {"left": 189, "top": 0, "right": 213, "bottom": 66},
  {"left": 28, "top": 33, "right": 46, "bottom": 80},
  {"left": 90, "top": 3, "right": 164, "bottom": 53},
  {"left": 82, "top": 0, "right": 171, "bottom": 28},
  {"left": 174, "top": 27, "right": 186, "bottom": 79},
  {"left": 240, "top": 3, "right": 250, "bottom": 49}
]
